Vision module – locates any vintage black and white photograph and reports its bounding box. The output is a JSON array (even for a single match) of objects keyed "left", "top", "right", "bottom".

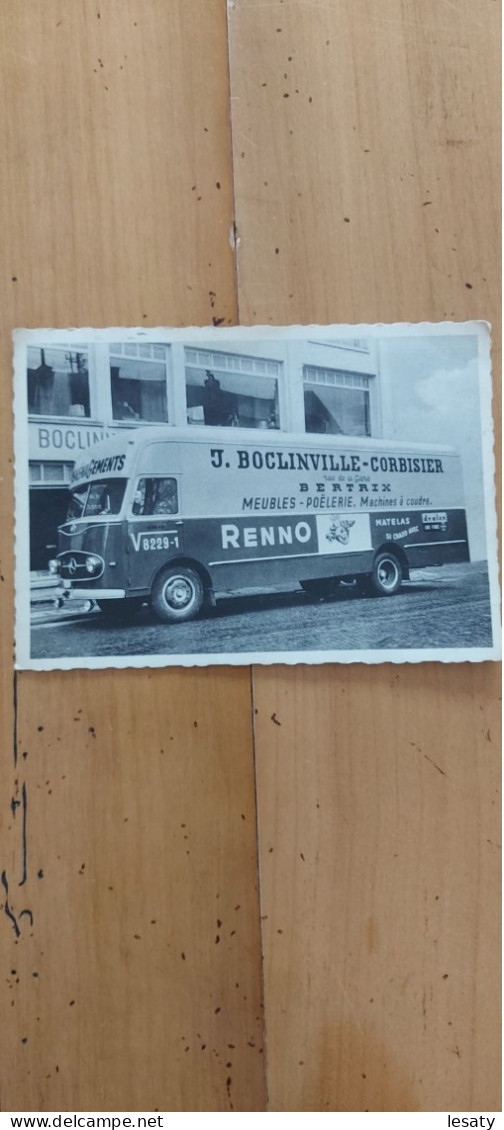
[{"left": 13, "top": 323, "right": 500, "bottom": 669}]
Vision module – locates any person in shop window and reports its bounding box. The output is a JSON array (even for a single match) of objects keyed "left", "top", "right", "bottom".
[
  {"left": 116, "top": 400, "right": 140, "bottom": 420},
  {"left": 202, "top": 370, "right": 229, "bottom": 426}
]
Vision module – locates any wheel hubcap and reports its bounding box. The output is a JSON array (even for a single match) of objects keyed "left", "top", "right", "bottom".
[
  {"left": 164, "top": 576, "right": 194, "bottom": 609},
  {"left": 378, "top": 560, "right": 398, "bottom": 589}
]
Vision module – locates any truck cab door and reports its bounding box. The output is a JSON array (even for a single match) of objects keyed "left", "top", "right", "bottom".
[{"left": 126, "top": 475, "right": 183, "bottom": 592}]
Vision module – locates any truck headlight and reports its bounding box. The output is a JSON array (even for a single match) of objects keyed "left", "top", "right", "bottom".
[
  {"left": 48, "top": 559, "right": 59, "bottom": 574},
  {"left": 85, "top": 555, "right": 100, "bottom": 574}
]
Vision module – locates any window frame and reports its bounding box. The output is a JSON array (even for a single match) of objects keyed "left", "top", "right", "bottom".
[
  {"left": 109, "top": 343, "right": 170, "bottom": 426},
  {"left": 29, "top": 461, "right": 75, "bottom": 486},
  {"left": 27, "top": 346, "right": 92, "bottom": 421},
  {"left": 303, "top": 365, "right": 372, "bottom": 437},
  {"left": 184, "top": 347, "right": 284, "bottom": 431}
]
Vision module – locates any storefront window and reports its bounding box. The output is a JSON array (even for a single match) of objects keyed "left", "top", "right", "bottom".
[
  {"left": 303, "top": 367, "right": 371, "bottom": 436},
  {"left": 27, "top": 346, "right": 90, "bottom": 418},
  {"left": 30, "top": 462, "right": 74, "bottom": 485},
  {"left": 185, "top": 348, "right": 280, "bottom": 429},
  {"left": 110, "top": 343, "right": 168, "bottom": 422}
]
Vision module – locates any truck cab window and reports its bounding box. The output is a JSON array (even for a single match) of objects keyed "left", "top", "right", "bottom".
[
  {"left": 84, "top": 479, "right": 126, "bottom": 516},
  {"left": 132, "top": 477, "right": 178, "bottom": 516},
  {"left": 67, "top": 484, "right": 89, "bottom": 520}
]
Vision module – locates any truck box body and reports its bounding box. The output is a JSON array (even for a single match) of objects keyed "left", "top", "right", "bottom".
[{"left": 53, "top": 427, "right": 469, "bottom": 611}]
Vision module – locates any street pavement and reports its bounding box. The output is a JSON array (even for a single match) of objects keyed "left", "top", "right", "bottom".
[{"left": 29, "top": 562, "right": 494, "bottom": 659}]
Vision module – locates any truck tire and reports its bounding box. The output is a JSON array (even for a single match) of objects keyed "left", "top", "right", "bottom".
[
  {"left": 151, "top": 565, "right": 204, "bottom": 623},
  {"left": 370, "top": 551, "right": 403, "bottom": 596}
]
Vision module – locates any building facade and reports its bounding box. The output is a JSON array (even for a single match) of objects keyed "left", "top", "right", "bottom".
[{"left": 27, "top": 337, "right": 380, "bottom": 569}]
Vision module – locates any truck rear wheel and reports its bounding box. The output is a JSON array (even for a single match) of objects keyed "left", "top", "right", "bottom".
[
  {"left": 151, "top": 565, "right": 204, "bottom": 623},
  {"left": 371, "top": 551, "right": 403, "bottom": 596}
]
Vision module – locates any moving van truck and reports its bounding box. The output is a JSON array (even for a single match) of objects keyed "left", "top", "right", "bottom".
[{"left": 50, "top": 426, "right": 470, "bottom": 622}]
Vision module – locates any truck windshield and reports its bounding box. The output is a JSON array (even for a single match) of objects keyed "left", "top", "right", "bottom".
[
  {"left": 67, "top": 484, "right": 88, "bottom": 519},
  {"left": 67, "top": 479, "right": 126, "bottom": 519}
]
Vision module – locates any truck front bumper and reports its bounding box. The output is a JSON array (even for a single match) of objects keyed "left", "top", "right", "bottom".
[{"left": 56, "top": 583, "right": 126, "bottom": 602}]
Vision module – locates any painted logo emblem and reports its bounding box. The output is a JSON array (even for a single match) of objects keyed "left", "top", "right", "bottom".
[{"left": 325, "top": 517, "right": 355, "bottom": 545}]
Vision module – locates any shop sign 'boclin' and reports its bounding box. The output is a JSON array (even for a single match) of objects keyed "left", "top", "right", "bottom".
[{"left": 29, "top": 422, "right": 119, "bottom": 458}]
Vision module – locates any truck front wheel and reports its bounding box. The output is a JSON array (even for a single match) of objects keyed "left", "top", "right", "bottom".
[
  {"left": 151, "top": 565, "right": 204, "bottom": 623},
  {"left": 370, "top": 551, "right": 403, "bottom": 596}
]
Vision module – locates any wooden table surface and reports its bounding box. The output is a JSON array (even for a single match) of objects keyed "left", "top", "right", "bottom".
[{"left": 0, "top": 0, "right": 500, "bottom": 1113}]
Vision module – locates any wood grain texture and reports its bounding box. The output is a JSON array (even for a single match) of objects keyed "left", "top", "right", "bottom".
[
  {"left": 3, "top": 669, "right": 265, "bottom": 1111},
  {"left": 228, "top": 0, "right": 501, "bottom": 1112},
  {"left": 251, "top": 664, "right": 500, "bottom": 1111},
  {"left": 228, "top": 0, "right": 500, "bottom": 326},
  {"left": 0, "top": 0, "right": 500, "bottom": 1114},
  {"left": 0, "top": 0, "right": 265, "bottom": 1113}
]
